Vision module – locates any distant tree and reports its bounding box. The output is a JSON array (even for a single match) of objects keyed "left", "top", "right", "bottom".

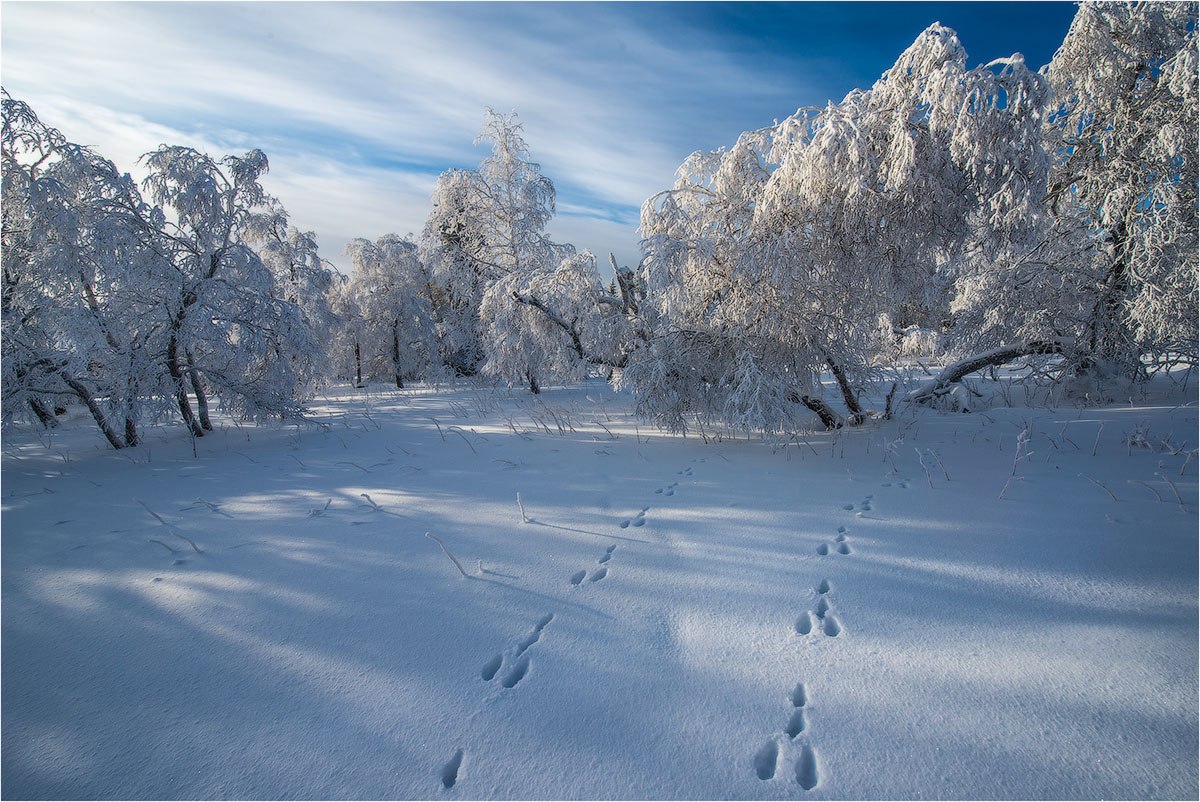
[
  {"left": 249, "top": 213, "right": 338, "bottom": 397},
  {"left": 342, "top": 234, "right": 438, "bottom": 387},
  {"left": 483, "top": 250, "right": 635, "bottom": 392},
  {"left": 419, "top": 109, "right": 629, "bottom": 392}
]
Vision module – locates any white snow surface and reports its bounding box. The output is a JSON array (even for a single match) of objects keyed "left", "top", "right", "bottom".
[{"left": 3, "top": 379, "right": 1197, "bottom": 799}]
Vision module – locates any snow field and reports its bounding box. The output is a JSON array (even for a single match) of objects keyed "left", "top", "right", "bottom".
[{"left": 2, "top": 379, "right": 1197, "bottom": 799}]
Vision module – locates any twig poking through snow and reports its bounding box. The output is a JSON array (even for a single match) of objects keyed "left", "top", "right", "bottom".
[
  {"left": 426, "top": 533, "right": 470, "bottom": 579},
  {"left": 1132, "top": 480, "right": 1163, "bottom": 502},
  {"left": 359, "top": 493, "right": 383, "bottom": 512},
  {"left": 446, "top": 427, "right": 478, "bottom": 455},
  {"left": 931, "top": 450, "right": 950, "bottom": 481},
  {"left": 517, "top": 492, "right": 529, "bottom": 523},
  {"left": 1081, "top": 475, "right": 1119, "bottom": 502},
  {"left": 999, "top": 476, "right": 1025, "bottom": 500},
  {"left": 1092, "top": 423, "right": 1104, "bottom": 457},
  {"left": 1156, "top": 473, "right": 1186, "bottom": 511},
  {"left": 916, "top": 449, "right": 935, "bottom": 489}
]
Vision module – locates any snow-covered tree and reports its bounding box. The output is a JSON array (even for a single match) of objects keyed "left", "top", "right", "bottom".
[
  {"left": 249, "top": 212, "right": 337, "bottom": 396},
  {"left": 932, "top": 2, "right": 1198, "bottom": 403},
  {"left": 2, "top": 92, "right": 165, "bottom": 447},
  {"left": 627, "top": 23, "right": 1053, "bottom": 430},
  {"left": 342, "top": 234, "right": 438, "bottom": 387},
  {"left": 483, "top": 250, "right": 633, "bottom": 392},
  {"left": 1046, "top": 1, "right": 1196, "bottom": 370},
  {"left": 138, "top": 145, "right": 321, "bottom": 431},
  {"left": 419, "top": 109, "right": 622, "bottom": 392}
]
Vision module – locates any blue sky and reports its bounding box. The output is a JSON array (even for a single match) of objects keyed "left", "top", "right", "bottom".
[{"left": 1, "top": 2, "right": 1079, "bottom": 272}]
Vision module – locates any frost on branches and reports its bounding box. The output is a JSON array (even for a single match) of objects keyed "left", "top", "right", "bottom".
[{"left": 2, "top": 91, "right": 338, "bottom": 447}]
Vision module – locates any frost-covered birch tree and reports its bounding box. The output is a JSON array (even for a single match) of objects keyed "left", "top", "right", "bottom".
[
  {"left": 419, "top": 110, "right": 624, "bottom": 392},
  {"left": 342, "top": 234, "right": 438, "bottom": 387},
  {"left": 2, "top": 92, "right": 164, "bottom": 447},
  {"left": 938, "top": 2, "right": 1197, "bottom": 400},
  {"left": 139, "top": 145, "right": 322, "bottom": 431},
  {"left": 628, "top": 23, "right": 1054, "bottom": 430}
]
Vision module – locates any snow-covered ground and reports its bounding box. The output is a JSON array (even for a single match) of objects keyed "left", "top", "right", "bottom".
[{"left": 3, "top": 377, "right": 1197, "bottom": 799}]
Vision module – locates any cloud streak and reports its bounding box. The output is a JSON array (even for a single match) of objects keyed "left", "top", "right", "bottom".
[{"left": 1, "top": 2, "right": 1077, "bottom": 270}]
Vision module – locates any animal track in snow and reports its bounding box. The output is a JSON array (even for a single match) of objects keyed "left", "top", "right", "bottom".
[
  {"left": 795, "top": 744, "right": 820, "bottom": 790},
  {"left": 753, "top": 741, "right": 779, "bottom": 780},
  {"left": 590, "top": 566, "right": 608, "bottom": 582},
  {"left": 598, "top": 545, "right": 616, "bottom": 563},
  {"left": 569, "top": 570, "right": 586, "bottom": 586},
  {"left": 841, "top": 503, "right": 855, "bottom": 511},
  {"left": 514, "top": 614, "right": 554, "bottom": 657},
  {"left": 790, "top": 683, "right": 807, "bottom": 707},
  {"left": 822, "top": 614, "right": 843, "bottom": 637},
  {"left": 815, "top": 597, "right": 831, "bottom": 619},
  {"left": 785, "top": 708, "right": 807, "bottom": 738},
  {"left": 816, "top": 543, "right": 830, "bottom": 556},
  {"left": 795, "top": 612, "right": 814, "bottom": 635},
  {"left": 817, "top": 579, "right": 831, "bottom": 595},
  {"left": 481, "top": 614, "right": 553, "bottom": 686},
  {"left": 837, "top": 542, "right": 852, "bottom": 555},
  {"left": 480, "top": 654, "right": 503, "bottom": 681},
  {"left": 441, "top": 748, "right": 464, "bottom": 789},
  {"left": 500, "top": 656, "right": 530, "bottom": 688}
]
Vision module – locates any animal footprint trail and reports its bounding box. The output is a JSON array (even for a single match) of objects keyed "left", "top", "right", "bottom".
[
  {"left": 480, "top": 613, "right": 553, "bottom": 689},
  {"left": 620, "top": 509, "right": 648, "bottom": 528},
  {"left": 785, "top": 709, "right": 806, "bottom": 738},
  {"left": 440, "top": 748, "right": 464, "bottom": 789},
  {"left": 500, "top": 657, "right": 529, "bottom": 689},
  {"left": 753, "top": 741, "right": 779, "bottom": 781},
  {"left": 480, "top": 654, "right": 503, "bottom": 681},
  {"left": 795, "top": 745, "right": 820, "bottom": 790},
  {"left": 514, "top": 613, "right": 554, "bottom": 657},
  {"left": 571, "top": 545, "right": 617, "bottom": 586}
]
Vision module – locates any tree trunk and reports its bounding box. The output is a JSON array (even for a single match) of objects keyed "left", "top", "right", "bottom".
[
  {"left": 907, "top": 340, "right": 1064, "bottom": 405},
  {"left": 392, "top": 330, "right": 404, "bottom": 389},
  {"left": 354, "top": 341, "right": 363, "bottom": 387},
  {"left": 789, "top": 392, "right": 843, "bottom": 430},
  {"left": 187, "top": 351, "right": 212, "bottom": 431},
  {"left": 29, "top": 398, "right": 59, "bottom": 428},
  {"left": 61, "top": 373, "right": 126, "bottom": 449},
  {"left": 124, "top": 416, "right": 139, "bottom": 447},
  {"left": 822, "top": 352, "right": 865, "bottom": 425},
  {"left": 526, "top": 370, "right": 540, "bottom": 395},
  {"left": 167, "top": 334, "right": 204, "bottom": 437}
]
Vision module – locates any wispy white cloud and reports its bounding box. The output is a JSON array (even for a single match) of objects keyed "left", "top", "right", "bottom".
[{"left": 1, "top": 2, "right": 823, "bottom": 269}]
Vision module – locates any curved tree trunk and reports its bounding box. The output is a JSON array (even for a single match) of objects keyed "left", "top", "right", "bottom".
[
  {"left": 30, "top": 398, "right": 59, "bottom": 428},
  {"left": 821, "top": 351, "right": 866, "bottom": 425},
  {"left": 167, "top": 334, "right": 204, "bottom": 437},
  {"left": 907, "top": 340, "right": 1065, "bottom": 405},
  {"left": 61, "top": 372, "right": 126, "bottom": 449},
  {"left": 186, "top": 350, "right": 212, "bottom": 431}
]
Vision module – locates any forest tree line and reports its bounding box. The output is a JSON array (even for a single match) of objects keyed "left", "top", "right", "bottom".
[{"left": 2, "top": 2, "right": 1195, "bottom": 447}]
